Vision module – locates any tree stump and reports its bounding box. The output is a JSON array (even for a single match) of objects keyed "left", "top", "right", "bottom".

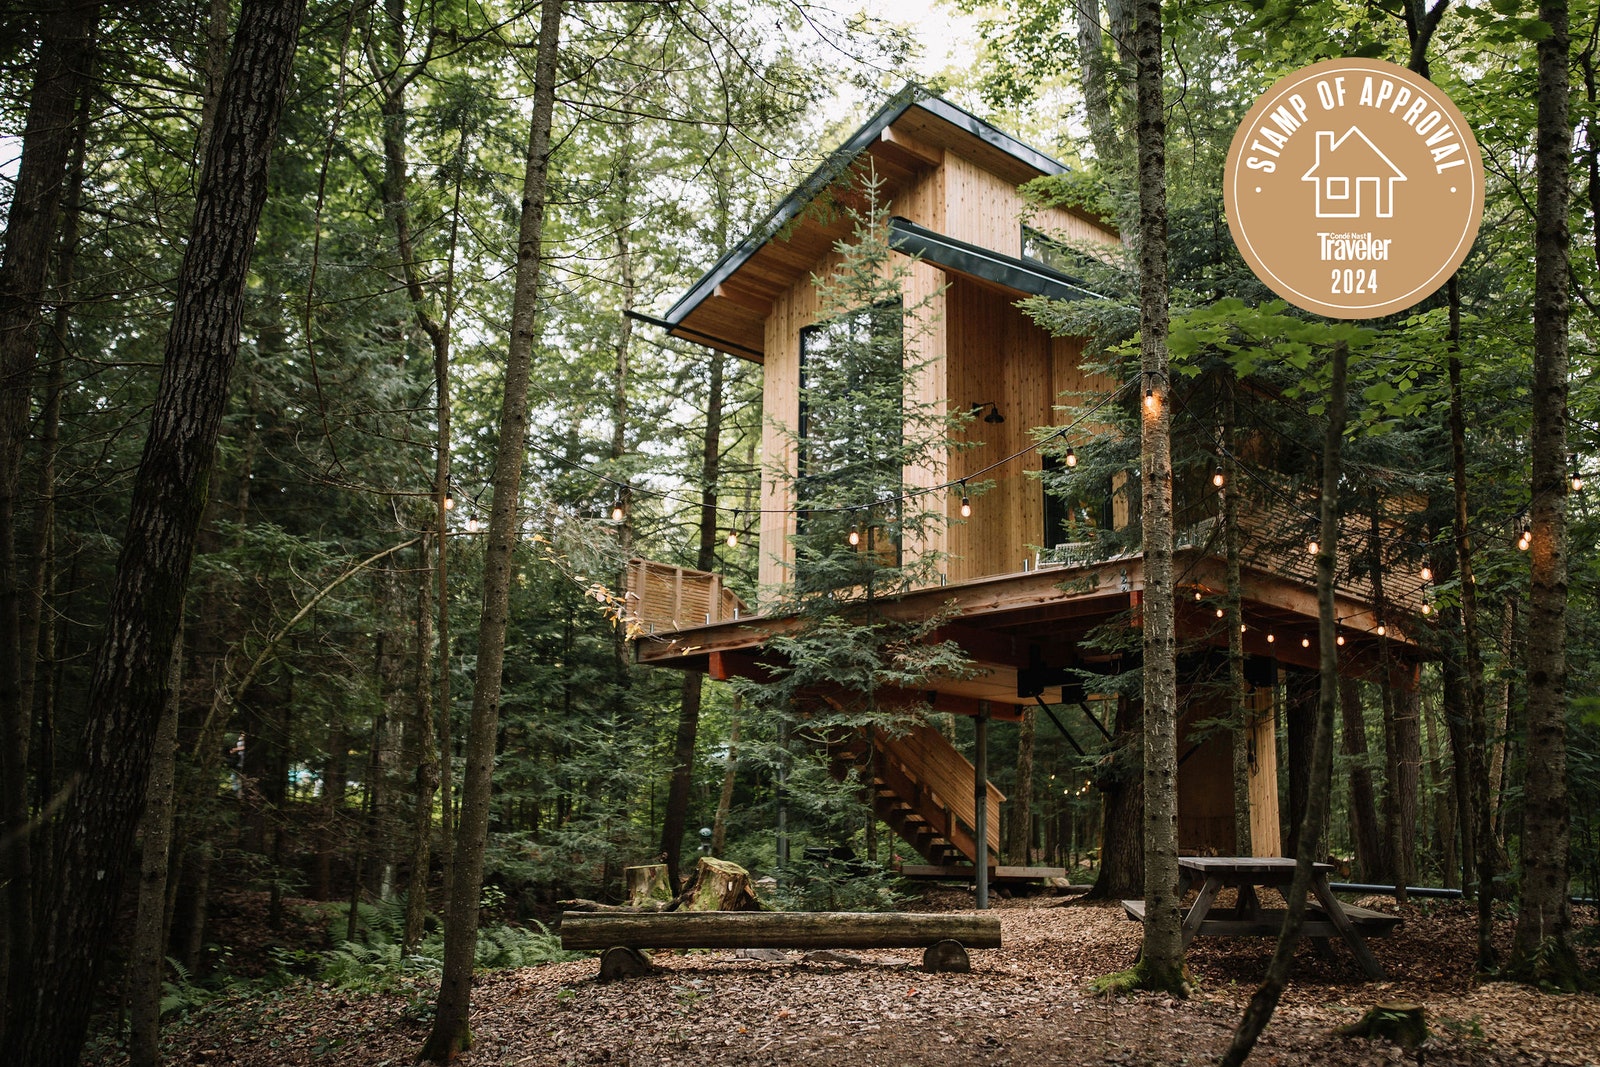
[
  {"left": 681, "top": 856, "right": 760, "bottom": 911},
  {"left": 1338, "top": 1001, "right": 1427, "bottom": 1050},
  {"left": 625, "top": 864, "right": 672, "bottom": 907},
  {"left": 922, "top": 939, "right": 971, "bottom": 973},
  {"left": 598, "top": 946, "right": 653, "bottom": 982}
]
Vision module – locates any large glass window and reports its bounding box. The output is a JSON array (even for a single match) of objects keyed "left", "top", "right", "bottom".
[{"left": 797, "top": 300, "right": 903, "bottom": 558}]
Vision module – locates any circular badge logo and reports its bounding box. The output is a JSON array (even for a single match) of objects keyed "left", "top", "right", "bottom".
[{"left": 1224, "top": 58, "right": 1483, "bottom": 319}]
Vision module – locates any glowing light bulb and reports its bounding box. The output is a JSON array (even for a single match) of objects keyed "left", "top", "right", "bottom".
[
  {"left": 1420, "top": 565, "right": 1432, "bottom": 582},
  {"left": 1308, "top": 539, "right": 1319, "bottom": 556},
  {"left": 466, "top": 516, "right": 480, "bottom": 533},
  {"left": 1066, "top": 447, "right": 1078, "bottom": 468},
  {"left": 726, "top": 530, "right": 738, "bottom": 548},
  {"left": 1421, "top": 602, "right": 1432, "bottom": 616},
  {"left": 1266, "top": 633, "right": 1276, "bottom": 643},
  {"left": 1337, "top": 634, "right": 1345, "bottom": 646},
  {"left": 611, "top": 504, "right": 625, "bottom": 522},
  {"left": 1376, "top": 622, "right": 1387, "bottom": 637},
  {"left": 1144, "top": 387, "right": 1156, "bottom": 411},
  {"left": 1213, "top": 469, "right": 1225, "bottom": 488},
  {"left": 848, "top": 525, "right": 861, "bottom": 546},
  {"left": 443, "top": 494, "right": 455, "bottom": 511},
  {"left": 1216, "top": 608, "right": 1225, "bottom": 618},
  {"left": 1195, "top": 590, "right": 1203, "bottom": 601},
  {"left": 960, "top": 495, "right": 971, "bottom": 518},
  {"left": 1301, "top": 637, "right": 1311, "bottom": 648}
]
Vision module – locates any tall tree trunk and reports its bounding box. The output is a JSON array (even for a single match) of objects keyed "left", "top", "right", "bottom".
[
  {"left": 1372, "top": 511, "right": 1417, "bottom": 899},
  {"left": 1338, "top": 677, "right": 1386, "bottom": 882},
  {"left": 711, "top": 710, "right": 740, "bottom": 856},
  {"left": 1422, "top": 690, "right": 1457, "bottom": 888},
  {"left": 0, "top": 2, "right": 100, "bottom": 1029},
  {"left": 12, "top": 1, "right": 306, "bottom": 1059},
  {"left": 1130, "top": 0, "right": 1183, "bottom": 995},
  {"left": 1007, "top": 706, "right": 1036, "bottom": 864},
  {"left": 1221, "top": 341, "right": 1349, "bottom": 1067},
  {"left": 1089, "top": 695, "right": 1143, "bottom": 899},
  {"left": 1509, "top": 0, "right": 1582, "bottom": 989},
  {"left": 1222, "top": 377, "right": 1250, "bottom": 855},
  {"left": 404, "top": 536, "right": 438, "bottom": 950},
  {"left": 663, "top": 350, "right": 727, "bottom": 889},
  {"left": 127, "top": 635, "right": 184, "bottom": 1067},
  {"left": 420, "top": 3, "right": 562, "bottom": 1058},
  {"left": 1283, "top": 671, "right": 1316, "bottom": 856}
]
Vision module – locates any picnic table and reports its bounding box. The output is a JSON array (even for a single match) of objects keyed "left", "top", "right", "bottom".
[{"left": 1122, "top": 856, "right": 1400, "bottom": 979}]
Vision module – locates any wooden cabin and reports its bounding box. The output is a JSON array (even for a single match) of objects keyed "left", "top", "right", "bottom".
[{"left": 629, "top": 85, "right": 1421, "bottom": 873}]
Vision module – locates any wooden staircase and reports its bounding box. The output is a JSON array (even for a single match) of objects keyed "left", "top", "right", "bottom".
[{"left": 828, "top": 723, "right": 1004, "bottom": 866}]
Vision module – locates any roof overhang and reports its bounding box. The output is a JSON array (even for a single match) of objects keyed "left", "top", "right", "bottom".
[
  {"left": 650, "top": 84, "right": 1075, "bottom": 362},
  {"left": 886, "top": 216, "right": 1100, "bottom": 302}
]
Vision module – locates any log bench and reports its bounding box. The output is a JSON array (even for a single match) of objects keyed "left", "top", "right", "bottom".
[{"left": 558, "top": 910, "right": 1002, "bottom": 980}]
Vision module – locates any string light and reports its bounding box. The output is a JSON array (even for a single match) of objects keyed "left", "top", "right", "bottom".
[
  {"left": 611, "top": 502, "right": 626, "bottom": 523},
  {"left": 1266, "top": 632, "right": 1275, "bottom": 643},
  {"left": 726, "top": 509, "right": 740, "bottom": 548},
  {"left": 848, "top": 524, "right": 861, "bottom": 547},
  {"left": 1421, "top": 602, "right": 1432, "bottom": 616},
  {"left": 465, "top": 515, "right": 480, "bottom": 533},
  {"left": 1216, "top": 607, "right": 1225, "bottom": 618},
  {"left": 1337, "top": 633, "right": 1345, "bottom": 646},
  {"left": 1066, "top": 446, "right": 1078, "bottom": 467},
  {"left": 443, "top": 493, "right": 455, "bottom": 511},
  {"left": 1518, "top": 524, "right": 1532, "bottom": 551},
  {"left": 1307, "top": 537, "right": 1320, "bottom": 556},
  {"left": 1194, "top": 590, "right": 1204, "bottom": 600},
  {"left": 959, "top": 480, "right": 971, "bottom": 518},
  {"left": 1571, "top": 454, "right": 1584, "bottom": 492},
  {"left": 1212, "top": 467, "right": 1225, "bottom": 488},
  {"left": 1144, "top": 386, "right": 1156, "bottom": 411},
  {"left": 1376, "top": 620, "right": 1387, "bottom": 637},
  {"left": 1301, "top": 636, "right": 1311, "bottom": 648},
  {"left": 1420, "top": 565, "right": 1432, "bottom": 582}
]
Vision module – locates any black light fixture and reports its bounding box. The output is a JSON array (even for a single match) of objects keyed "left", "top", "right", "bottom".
[{"left": 970, "top": 401, "right": 1005, "bottom": 424}]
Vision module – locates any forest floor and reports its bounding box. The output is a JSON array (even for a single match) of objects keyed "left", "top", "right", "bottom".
[{"left": 94, "top": 889, "right": 1599, "bottom": 1066}]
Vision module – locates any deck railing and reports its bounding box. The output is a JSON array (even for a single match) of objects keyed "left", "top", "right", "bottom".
[{"left": 623, "top": 558, "right": 748, "bottom": 634}]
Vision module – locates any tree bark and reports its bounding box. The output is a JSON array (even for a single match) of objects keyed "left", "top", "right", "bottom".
[
  {"left": 0, "top": 2, "right": 100, "bottom": 1030},
  {"left": 1088, "top": 694, "right": 1143, "bottom": 899},
  {"left": 1130, "top": 0, "right": 1183, "bottom": 995},
  {"left": 12, "top": 1, "right": 306, "bottom": 1059},
  {"left": 1221, "top": 341, "right": 1348, "bottom": 1066},
  {"left": 1222, "top": 378, "right": 1250, "bottom": 855},
  {"left": 419, "top": 3, "right": 562, "bottom": 1058},
  {"left": 1509, "top": 0, "right": 1582, "bottom": 989},
  {"left": 663, "top": 348, "right": 727, "bottom": 890},
  {"left": 1338, "top": 677, "right": 1387, "bottom": 882},
  {"left": 711, "top": 711, "right": 740, "bottom": 856},
  {"left": 127, "top": 635, "right": 184, "bottom": 1067},
  {"left": 1007, "top": 706, "right": 1036, "bottom": 864}
]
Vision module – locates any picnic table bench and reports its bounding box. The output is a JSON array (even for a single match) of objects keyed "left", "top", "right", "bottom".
[
  {"left": 1121, "top": 857, "right": 1401, "bottom": 978},
  {"left": 558, "top": 910, "right": 1001, "bottom": 980}
]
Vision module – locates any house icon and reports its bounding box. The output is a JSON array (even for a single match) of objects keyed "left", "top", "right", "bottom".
[{"left": 1301, "top": 128, "right": 1407, "bottom": 219}]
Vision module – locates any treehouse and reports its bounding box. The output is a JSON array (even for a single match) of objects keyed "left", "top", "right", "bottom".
[{"left": 628, "top": 85, "right": 1423, "bottom": 874}]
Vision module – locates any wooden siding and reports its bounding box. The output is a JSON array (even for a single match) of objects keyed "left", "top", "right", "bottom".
[{"left": 624, "top": 559, "right": 748, "bottom": 634}]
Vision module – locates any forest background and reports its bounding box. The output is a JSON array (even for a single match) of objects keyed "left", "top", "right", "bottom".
[{"left": 0, "top": 0, "right": 1596, "bottom": 1063}]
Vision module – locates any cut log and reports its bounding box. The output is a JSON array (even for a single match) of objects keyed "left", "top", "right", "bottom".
[
  {"left": 625, "top": 864, "right": 672, "bottom": 907},
  {"left": 598, "top": 946, "right": 653, "bottom": 982},
  {"left": 922, "top": 939, "right": 971, "bottom": 973},
  {"left": 558, "top": 910, "right": 1001, "bottom": 952}
]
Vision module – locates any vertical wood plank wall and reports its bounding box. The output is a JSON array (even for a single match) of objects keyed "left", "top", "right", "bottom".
[{"left": 755, "top": 128, "right": 1120, "bottom": 597}]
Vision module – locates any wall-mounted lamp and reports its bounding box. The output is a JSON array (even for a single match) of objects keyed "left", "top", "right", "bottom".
[{"left": 970, "top": 401, "right": 1005, "bottom": 424}]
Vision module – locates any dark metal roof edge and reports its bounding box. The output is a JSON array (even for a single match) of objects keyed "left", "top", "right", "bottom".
[
  {"left": 912, "top": 95, "right": 1069, "bottom": 178},
  {"left": 886, "top": 216, "right": 1101, "bottom": 303},
  {"left": 660, "top": 84, "right": 1071, "bottom": 332}
]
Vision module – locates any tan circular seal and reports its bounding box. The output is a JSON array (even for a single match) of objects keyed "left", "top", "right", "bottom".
[{"left": 1224, "top": 58, "right": 1483, "bottom": 319}]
